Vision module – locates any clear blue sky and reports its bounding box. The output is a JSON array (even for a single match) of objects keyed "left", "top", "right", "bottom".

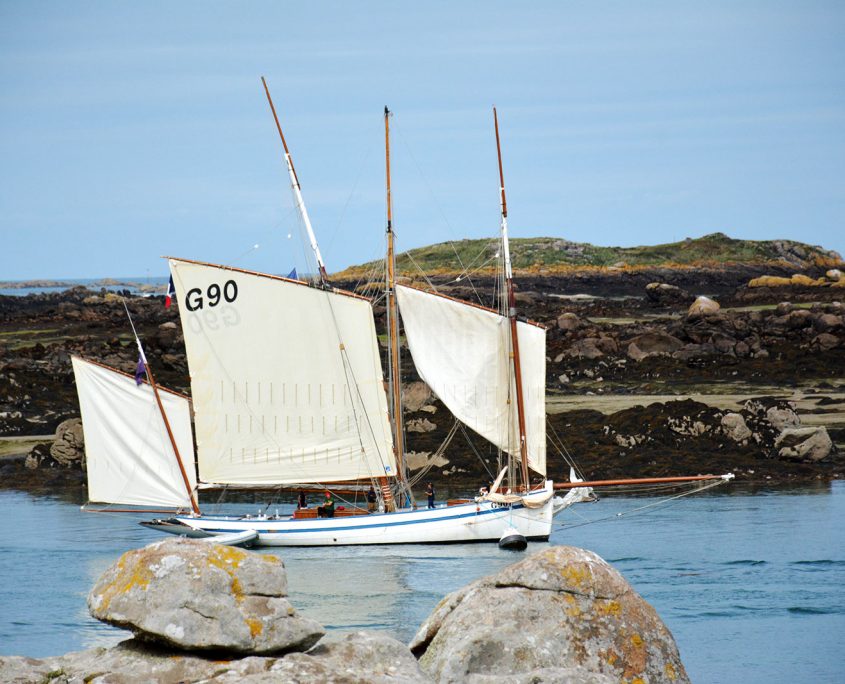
[{"left": 1, "top": 1, "right": 843, "bottom": 280}]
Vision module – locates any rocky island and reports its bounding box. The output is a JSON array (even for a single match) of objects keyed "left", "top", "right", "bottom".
[{"left": 1, "top": 232, "right": 843, "bottom": 494}]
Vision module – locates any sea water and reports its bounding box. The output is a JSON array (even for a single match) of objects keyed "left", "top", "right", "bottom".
[
  {"left": 0, "top": 483, "right": 843, "bottom": 683},
  {"left": 0, "top": 277, "right": 169, "bottom": 298}
]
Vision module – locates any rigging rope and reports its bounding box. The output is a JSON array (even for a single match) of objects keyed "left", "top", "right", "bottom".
[
  {"left": 406, "top": 419, "right": 460, "bottom": 488},
  {"left": 553, "top": 478, "right": 730, "bottom": 531},
  {"left": 391, "top": 121, "right": 487, "bottom": 307},
  {"left": 458, "top": 422, "right": 497, "bottom": 481}
]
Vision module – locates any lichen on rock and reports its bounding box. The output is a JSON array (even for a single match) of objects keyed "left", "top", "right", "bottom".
[
  {"left": 88, "top": 538, "right": 323, "bottom": 655},
  {"left": 409, "top": 545, "right": 690, "bottom": 683}
]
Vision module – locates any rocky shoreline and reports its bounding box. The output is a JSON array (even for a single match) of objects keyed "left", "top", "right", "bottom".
[
  {"left": 0, "top": 539, "right": 692, "bottom": 683},
  {"left": 1, "top": 265, "right": 843, "bottom": 493}
]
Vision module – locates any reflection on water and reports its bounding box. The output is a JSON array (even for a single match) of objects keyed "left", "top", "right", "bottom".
[{"left": 1, "top": 483, "right": 843, "bottom": 684}]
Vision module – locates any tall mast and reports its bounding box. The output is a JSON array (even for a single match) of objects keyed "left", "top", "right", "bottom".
[
  {"left": 384, "top": 106, "right": 409, "bottom": 504},
  {"left": 261, "top": 76, "right": 329, "bottom": 285},
  {"left": 493, "top": 107, "right": 531, "bottom": 492}
]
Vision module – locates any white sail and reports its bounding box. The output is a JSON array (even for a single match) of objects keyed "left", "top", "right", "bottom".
[
  {"left": 169, "top": 258, "right": 396, "bottom": 485},
  {"left": 72, "top": 356, "right": 197, "bottom": 508},
  {"left": 395, "top": 285, "right": 546, "bottom": 476}
]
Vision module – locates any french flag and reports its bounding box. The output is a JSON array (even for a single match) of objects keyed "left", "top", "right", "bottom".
[{"left": 165, "top": 276, "right": 175, "bottom": 308}]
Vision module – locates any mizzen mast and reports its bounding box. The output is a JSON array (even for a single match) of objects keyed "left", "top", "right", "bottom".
[
  {"left": 494, "top": 106, "right": 531, "bottom": 493},
  {"left": 384, "top": 106, "right": 411, "bottom": 506},
  {"left": 261, "top": 76, "right": 329, "bottom": 285},
  {"left": 124, "top": 302, "right": 200, "bottom": 515}
]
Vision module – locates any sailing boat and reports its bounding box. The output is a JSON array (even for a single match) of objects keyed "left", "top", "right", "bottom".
[{"left": 75, "top": 100, "right": 731, "bottom": 546}]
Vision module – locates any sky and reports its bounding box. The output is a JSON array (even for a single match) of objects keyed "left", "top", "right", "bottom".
[{"left": 1, "top": 1, "right": 843, "bottom": 280}]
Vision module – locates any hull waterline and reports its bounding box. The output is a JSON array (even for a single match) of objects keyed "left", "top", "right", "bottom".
[{"left": 142, "top": 481, "right": 557, "bottom": 547}]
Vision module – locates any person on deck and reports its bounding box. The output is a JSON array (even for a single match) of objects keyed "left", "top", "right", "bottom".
[
  {"left": 318, "top": 491, "right": 335, "bottom": 518},
  {"left": 298, "top": 490, "right": 307, "bottom": 509},
  {"left": 367, "top": 485, "right": 377, "bottom": 512},
  {"left": 426, "top": 482, "right": 435, "bottom": 509}
]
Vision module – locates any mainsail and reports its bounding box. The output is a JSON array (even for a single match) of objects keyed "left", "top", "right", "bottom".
[
  {"left": 72, "top": 356, "right": 197, "bottom": 508},
  {"left": 169, "top": 258, "right": 396, "bottom": 486},
  {"left": 395, "top": 284, "right": 546, "bottom": 476}
]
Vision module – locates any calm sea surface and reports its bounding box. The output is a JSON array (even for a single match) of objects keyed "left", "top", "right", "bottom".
[
  {"left": 1, "top": 483, "right": 843, "bottom": 683},
  {"left": 0, "top": 278, "right": 169, "bottom": 298}
]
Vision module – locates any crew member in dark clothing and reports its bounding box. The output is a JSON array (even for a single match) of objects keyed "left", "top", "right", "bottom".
[
  {"left": 367, "top": 485, "right": 377, "bottom": 512},
  {"left": 426, "top": 482, "right": 435, "bottom": 509},
  {"left": 298, "top": 490, "right": 307, "bottom": 509},
  {"left": 318, "top": 491, "right": 335, "bottom": 518}
]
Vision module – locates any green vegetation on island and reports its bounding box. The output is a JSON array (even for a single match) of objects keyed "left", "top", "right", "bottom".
[{"left": 334, "top": 232, "right": 841, "bottom": 279}]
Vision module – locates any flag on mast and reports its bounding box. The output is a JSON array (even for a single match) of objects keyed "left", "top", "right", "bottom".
[
  {"left": 165, "top": 276, "right": 175, "bottom": 308},
  {"left": 134, "top": 354, "right": 146, "bottom": 386}
]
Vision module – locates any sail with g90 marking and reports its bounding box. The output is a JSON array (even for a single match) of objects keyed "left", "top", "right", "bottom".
[
  {"left": 72, "top": 356, "right": 197, "bottom": 508},
  {"left": 169, "top": 258, "right": 396, "bottom": 485},
  {"left": 395, "top": 284, "right": 546, "bottom": 476}
]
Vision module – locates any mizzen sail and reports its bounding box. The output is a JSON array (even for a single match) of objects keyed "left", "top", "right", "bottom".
[
  {"left": 72, "top": 356, "right": 197, "bottom": 508},
  {"left": 395, "top": 284, "right": 546, "bottom": 476},
  {"left": 169, "top": 258, "right": 396, "bottom": 485}
]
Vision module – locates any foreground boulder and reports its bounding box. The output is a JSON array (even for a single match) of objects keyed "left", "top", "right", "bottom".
[
  {"left": 410, "top": 546, "right": 689, "bottom": 683},
  {"left": 0, "top": 632, "right": 427, "bottom": 683},
  {"left": 1, "top": 543, "right": 692, "bottom": 683},
  {"left": 88, "top": 538, "right": 324, "bottom": 654}
]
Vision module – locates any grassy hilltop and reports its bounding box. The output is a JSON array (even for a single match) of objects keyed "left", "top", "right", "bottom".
[{"left": 334, "top": 232, "right": 841, "bottom": 279}]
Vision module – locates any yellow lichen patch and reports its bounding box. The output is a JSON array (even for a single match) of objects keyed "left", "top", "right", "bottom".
[
  {"left": 748, "top": 275, "right": 791, "bottom": 287},
  {"left": 261, "top": 554, "right": 281, "bottom": 564},
  {"left": 97, "top": 554, "right": 153, "bottom": 614},
  {"left": 631, "top": 678, "right": 645, "bottom": 684},
  {"left": 597, "top": 599, "right": 621, "bottom": 617},
  {"left": 665, "top": 662, "right": 678, "bottom": 681},
  {"left": 565, "top": 601, "right": 582, "bottom": 618},
  {"left": 601, "top": 649, "right": 618, "bottom": 666},
  {"left": 790, "top": 274, "right": 822, "bottom": 286},
  {"left": 620, "top": 632, "right": 647, "bottom": 679},
  {"left": 206, "top": 545, "right": 247, "bottom": 572},
  {"left": 559, "top": 564, "right": 590, "bottom": 589},
  {"left": 245, "top": 618, "right": 263, "bottom": 638},
  {"left": 231, "top": 576, "right": 244, "bottom": 601}
]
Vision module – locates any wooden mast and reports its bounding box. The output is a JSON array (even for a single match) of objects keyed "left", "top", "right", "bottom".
[
  {"left": 494, "top": 107, "right": 531, "bottom": 493},
  {"left": 142, "top": 354, "right": 201, "bottom": 515},
  {"left": 384, "top": 105, "right": 409, "bottom": 508},
  {"left": 261, "top": 76, "right": 329, "bottom": 285},
  {"left": 123, "top": 300, "right": 199, "bottom": 514}
]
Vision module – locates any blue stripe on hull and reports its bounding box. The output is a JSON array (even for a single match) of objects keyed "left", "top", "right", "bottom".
[{"left": 183, "top": 502, "right": 528, "bottom": 535}]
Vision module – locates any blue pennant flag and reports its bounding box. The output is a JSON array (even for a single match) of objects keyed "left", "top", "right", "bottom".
[
  {"left": 287, "top": 267, "right": 297, "bottom": 280},
  {"left": 134, "top": 354, "right": 145, "bottom": 386}
]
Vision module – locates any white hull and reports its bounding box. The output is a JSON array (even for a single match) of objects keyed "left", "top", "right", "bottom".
[{"left": 150, "top": 481, "right": 556, "bottom": 547}]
